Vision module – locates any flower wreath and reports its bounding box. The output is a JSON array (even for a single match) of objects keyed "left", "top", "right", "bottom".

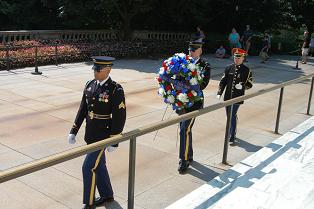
[{"left": 156, "top": 53, "right": 204, "bottom": 110}]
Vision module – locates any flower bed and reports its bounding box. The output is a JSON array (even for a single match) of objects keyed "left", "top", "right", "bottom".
[{"left": 0, "top": 40, "right": 187, "bottom": 70}]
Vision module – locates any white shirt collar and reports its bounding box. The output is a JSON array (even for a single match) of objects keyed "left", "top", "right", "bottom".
[
  {"left": 193, "top": 57, "right": 200, "bottom": 64},
  {"left": 97, "top": 76, "right": 110, "bottom": 86}
]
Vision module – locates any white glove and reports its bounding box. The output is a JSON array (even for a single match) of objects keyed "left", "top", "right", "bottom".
[
  {"left": 216, "top": 95, "right": 221, "bottom": 99},
  {"left": 107, "top": 146, "right": 117, "bottom": 152},
  {"left": 235, "top": 82, "right": 243, "bottom": 90},
  {"left": 68, "top": 134, "right": 76, "bottom": 144}
]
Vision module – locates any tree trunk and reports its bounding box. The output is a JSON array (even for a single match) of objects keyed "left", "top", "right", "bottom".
[{"left": 123, "top": 16, "right": 132, "bottom": 41}]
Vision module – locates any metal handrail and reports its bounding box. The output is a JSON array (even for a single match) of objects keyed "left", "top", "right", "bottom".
[{"left": 0, "top": 72, "right": 313, "bottom": 209}]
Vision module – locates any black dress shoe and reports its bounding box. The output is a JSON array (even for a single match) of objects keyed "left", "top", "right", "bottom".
[
  {"left": 82, "top": 204, "right": 95, "bottom": 209},
  {"left": 94, "top": 196, "right": 114, "bottom": 206},
  {"left": 229, "top": 136, "right": 236, "bottom": 143},
  {"left": 178, "top": 160, "right": 189, "bottom": 173}
]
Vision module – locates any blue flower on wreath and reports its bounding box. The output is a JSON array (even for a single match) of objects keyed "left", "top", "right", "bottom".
[{"left": 183, "top": 67, "right": 189, "bottom": 74}]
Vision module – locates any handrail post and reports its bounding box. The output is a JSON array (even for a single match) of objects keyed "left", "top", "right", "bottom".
[
  {"left": 5, "top": 45, "right": 10, "bottom": 70},
  {"left": 55, "top": 44, "right": 58, "bottom": 66},
  {"left": 307, "top": 77, "right": 314, "bottom": 115},
  {"left": 222, "top": 104, "right": 233, "bottom": 164},
  {"left": 31, "top": 46, "right": 42, "bottom": 75},
  {"left": 275, "top": 87, "right": 284, "bottom": 134},
  {"left": 128, "top": 137, "right": 136, "bottom": 209}
]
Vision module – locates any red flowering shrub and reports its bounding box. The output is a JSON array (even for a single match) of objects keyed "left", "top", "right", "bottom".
[{"left": 0, "top": 40, "right": 186, "bottom": 70}]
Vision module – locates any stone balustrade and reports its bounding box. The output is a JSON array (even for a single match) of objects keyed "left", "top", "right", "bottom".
[{"left": 0, "top": 30, "right": 191, "bottom": 44}]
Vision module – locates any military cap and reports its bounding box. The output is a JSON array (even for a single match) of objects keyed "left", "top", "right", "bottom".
[
  {"left": 91, "top": 56, "right": 116, "bottom": 71},
  {"left": 188, "top": 36, "right": 205, "bottom": 51},
  {"left": 232, "top": 48, "right": 247, "bottom": 57}
]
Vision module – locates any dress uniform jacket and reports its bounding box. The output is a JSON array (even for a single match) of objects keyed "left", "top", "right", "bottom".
[
  {"left": 217, "top": 63, "right": 253, "bottom": 104},
  {"left": 177, "top": 58, "right": 211, "bottom": 114},
  {"left": 70, "top": 77, "right": 126, "bottom": 144}
]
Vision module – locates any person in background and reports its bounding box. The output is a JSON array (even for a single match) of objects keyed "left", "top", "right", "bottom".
[
  {"left": 310, "top": 34, "right": 314, "bottom": 57},
  {"left": 260, "top": 33, "right": 270, "bottom": 63},
  {"left": 215, "top": 45, "right": 228, "bottom": 59},
  {"left": 216, "top": 48, "right": 253, "bottom": 144},
  {"left": 195, "top": 26, "right": 206, "bottom": 42},
  {"left": 264, "top": 31, "right": 272, "bottom": 56},
  {"left": 228, "top": 28, "right": 241, "bottom": 56},
  {"left": 241, "top": 25, "right": 253, "bottom": 55},
  {"left": 301, "top": 31, "right": 311, "bottom": 64}
]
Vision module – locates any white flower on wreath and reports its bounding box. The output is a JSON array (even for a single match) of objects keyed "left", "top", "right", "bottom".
[
  {"left": 159, "top": 67, "right": 164, "bottom": 74},
  {"left": 167, "top": 95, "right": 175, "bottom": 103},
  {"left": 189, "top": 77, "right": 198, "bottom": 85},
  {"left": 177, "top": 53, "right": 185, "bottom": 58},
  {"left": 191, "top": 90, "right": 197, "bottom": 96},
  {"left": 187, "top": 63, "right": 196, "bottom": 70},
  {"left": 178, "top": 93, "right": 189, "bottom": 103},
  {"left": 158, "top": 88, "right": 165, "bottom": 95}
]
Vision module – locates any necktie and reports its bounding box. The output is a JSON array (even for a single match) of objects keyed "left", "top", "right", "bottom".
[{"left": 95, "top": 82, "right": 100, "bottom": 93}]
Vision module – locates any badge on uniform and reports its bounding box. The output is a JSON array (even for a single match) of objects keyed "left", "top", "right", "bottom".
[
  {"left": 119, "top": 101, "right": 125, "bottom": 109},
  {"left": 87, "top": 87, "right": 92, "bottom": 91},
  {"left": 99, "top": 92, "right": 109, "bottom": 102}
]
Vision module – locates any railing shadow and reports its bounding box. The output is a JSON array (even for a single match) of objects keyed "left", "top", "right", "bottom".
[
  {"left": 231, "top": 138, "right": 263, "bottom": 153},
  {"left": 185, "top": 161, "right": 220, "bottom": 182},
  {"left": 101, "top": 200, "right": 124, "bottom": 209}
]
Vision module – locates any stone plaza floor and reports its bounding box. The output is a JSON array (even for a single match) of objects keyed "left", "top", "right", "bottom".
[{"left": 0, "top": 54, "right": 313, "bottom": 209}]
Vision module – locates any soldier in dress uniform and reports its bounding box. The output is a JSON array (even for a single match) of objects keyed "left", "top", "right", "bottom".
[
  {"left": 176, "top": 37, "right": 211, "bottom": 173},
  {"left": 216, "top": 48, "right": 253, "bottom": 143},
  {"left": 67, "top": 56, "right": 126, "bottom": 209}
]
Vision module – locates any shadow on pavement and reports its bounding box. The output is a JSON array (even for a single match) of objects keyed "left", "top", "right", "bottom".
[
  {"left": 99, "top": 200, "right": 124, "bottom": 209},
  {"left": 186, "top": 161, "right": 220, "bottom": 182},
  {"left": 231, "top": 138, "right": 263, "bottom": 153}
]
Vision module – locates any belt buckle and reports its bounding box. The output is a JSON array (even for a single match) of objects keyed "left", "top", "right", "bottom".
[{"left": 89, "top": 112, "right": 94, "bottom": 119}]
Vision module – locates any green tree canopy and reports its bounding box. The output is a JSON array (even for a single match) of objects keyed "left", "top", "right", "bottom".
[{"left": 0, "top": 0, "right": 313, "bottom": 38}]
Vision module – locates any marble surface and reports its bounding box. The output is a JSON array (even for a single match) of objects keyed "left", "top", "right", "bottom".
[{"left": 166, "top": 116, "right": 314, "bottom": 209}]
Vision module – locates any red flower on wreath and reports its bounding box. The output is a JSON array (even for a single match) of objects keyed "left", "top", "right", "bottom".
[
  {"left": 191, "top": 71, "right": 197, "bottom": 76},
  {"left": 177, "top": 101, "right": 182, "bottom": 107},
  {"left": 166, "top": 85, "right": 171, "bottom": 91},
  {"left": 157, "top": 77, "right": 162, "bottom": 82},
  {"left": 187, "top": 92, "right": 193, "bottom": 98}
]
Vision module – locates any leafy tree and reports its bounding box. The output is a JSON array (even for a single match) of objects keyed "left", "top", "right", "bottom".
[
  {"left": 0, "top": 0, "right": 60, "bottom": 30},
  {"left": 100, "top": 0, "right": 154, "bottom": 40},
  {"left": 282, "top": 0, "right": 314, "bottom": 33}
]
